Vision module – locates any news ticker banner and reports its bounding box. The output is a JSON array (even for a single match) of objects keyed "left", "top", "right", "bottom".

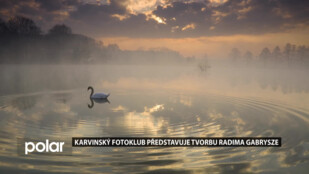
[
  {"left": 17, "top": 137, "right": 281, "bottom": 155},
  {"left": 72, "top": 137, "right": 281, "bottom": 147}
]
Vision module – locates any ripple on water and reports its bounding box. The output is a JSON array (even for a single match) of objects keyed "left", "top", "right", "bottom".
[{"left": 0, "top": 91, "right": 308, "bottom": 173}]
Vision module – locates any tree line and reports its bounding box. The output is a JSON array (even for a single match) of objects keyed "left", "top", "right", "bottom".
[
  {"left": 229, "top": 44, "right": 309, "bottom": 68},
  {"left": 0, "top": 16, "right": 192, "bottom": 64}
]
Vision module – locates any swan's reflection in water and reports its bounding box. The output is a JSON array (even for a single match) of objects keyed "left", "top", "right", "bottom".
[{"left": 88, "top": 98, "right": 110, "bottom": 108}]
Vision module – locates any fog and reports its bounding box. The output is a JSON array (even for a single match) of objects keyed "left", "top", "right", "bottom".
[
  {"left": 1, "top": 62, "right": 309, "bottom": 98},
  {"left": 1, "top": 16, "right": 309, "bottom": 97},
  {"left": 0, "top": 16, "right": 195, "bottom": 65}
]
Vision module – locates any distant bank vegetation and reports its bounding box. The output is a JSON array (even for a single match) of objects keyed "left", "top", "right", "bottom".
[
  {"left": 229, "top": 44, "right": 309, "bottom": 68},
  {"left": 0, "top": 16, "right": 195, "bottom": 65}
]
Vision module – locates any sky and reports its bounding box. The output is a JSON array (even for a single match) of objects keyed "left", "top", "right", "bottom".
[{"left": 0, "top": 0, "right": 309, "bottom": 58}]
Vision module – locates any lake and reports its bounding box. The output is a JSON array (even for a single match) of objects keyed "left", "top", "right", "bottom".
[{"left": 0, "top": 64, "right": 308, "bottom": 173}]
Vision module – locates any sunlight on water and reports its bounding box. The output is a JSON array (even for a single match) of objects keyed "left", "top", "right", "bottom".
[{"left": 0, "top": 65, "right": 309, "bottom": 173}]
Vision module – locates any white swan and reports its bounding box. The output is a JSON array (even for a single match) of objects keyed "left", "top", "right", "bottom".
[{"left": 88, "top": 86, "right": 110, "bottom": 99}]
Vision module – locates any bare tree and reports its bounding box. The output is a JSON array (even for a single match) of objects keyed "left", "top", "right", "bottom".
[
  {"left": 0, "top": 18, "right": 8, "bottom": 35},
  {"left": 243, "top": 51, "right": 253, "bottom": 65},
  {"left": 7, "top": 16, "right": 41, "bottom": 36},
  {"left": 272, "top": 46, "right": 281, "bottom": 61},
  {"left": 296, "top": 45, "right": 309, "bottom": 65},
  {"left": 48, "top": 24, "right": 72, "bottom": 36},
  {"left": 284, "top": 43, "right": 292, "bottom": 65},
  {"left": 229, "top": 48, "right": 241, "bottom": 62},
  {"left": 259, "top": 47, "right": 271, "bottom": 66}
]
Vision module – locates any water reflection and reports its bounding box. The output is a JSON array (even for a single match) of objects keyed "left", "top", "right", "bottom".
[
  {"left": 88, "top": 98, "right": 110, "bottom": 108},
  {"left": 0, "top": 65, "right": 308, "bottom": 173},
  {"left": 11, "top": 95, "right": 38, "bottom": 110}
]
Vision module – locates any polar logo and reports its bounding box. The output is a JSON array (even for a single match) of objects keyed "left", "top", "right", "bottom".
[{"left": 25, "top": 139, "right": 64, "bottom": 155}]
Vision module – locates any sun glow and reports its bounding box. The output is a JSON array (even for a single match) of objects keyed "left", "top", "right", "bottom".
[
  {"left": 150, "top": 14, "right": 166, "bottom": 24},
  {"left": 181, "top": 23, "right": 196, "bottom": 31}
]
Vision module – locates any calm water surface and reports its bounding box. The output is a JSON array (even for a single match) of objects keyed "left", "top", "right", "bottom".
[{"left": 0, "top": 65, "right": 309, "bottom": 173}]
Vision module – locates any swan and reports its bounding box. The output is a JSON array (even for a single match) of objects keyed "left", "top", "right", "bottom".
[{"left": 88, "top": 86, "right": 110, "bottom": 99}]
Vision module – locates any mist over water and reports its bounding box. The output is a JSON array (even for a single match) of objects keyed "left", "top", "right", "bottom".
[{"left": 0, "top": 63, "right": 309, "bottom": 173}]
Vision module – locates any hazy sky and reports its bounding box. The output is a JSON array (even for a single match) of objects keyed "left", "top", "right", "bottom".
[{"left": 1, "top": 0, "right": 309, "bottom": 58}]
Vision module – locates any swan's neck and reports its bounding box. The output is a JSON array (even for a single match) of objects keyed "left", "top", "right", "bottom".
[{"left": 89, "top": 88, "right": 94, "bottom": 97}]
